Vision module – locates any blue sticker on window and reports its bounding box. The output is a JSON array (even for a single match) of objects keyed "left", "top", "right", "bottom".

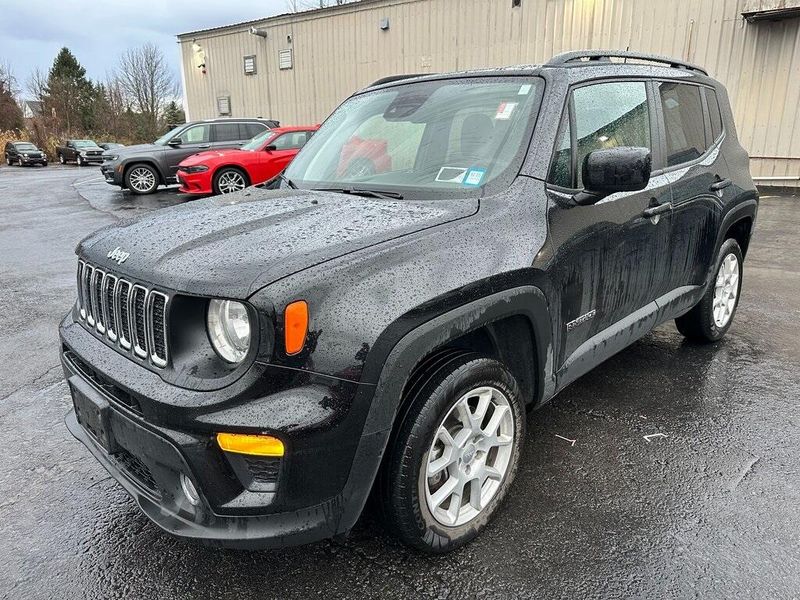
[{"left": 463, "top": 168, "right": 486, "bottom": 187}]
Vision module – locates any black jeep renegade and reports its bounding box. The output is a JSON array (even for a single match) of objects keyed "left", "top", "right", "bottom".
[{"left": 60, "top": 51, "right": 757, "bottom": 553}]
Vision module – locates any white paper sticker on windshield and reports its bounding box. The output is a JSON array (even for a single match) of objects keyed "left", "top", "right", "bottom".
[
  {"left": 463, "top": 168, "right": 486, "bottom": 187},
  {"left": 518, "top": 84, "right": 532, "bottom": 95},
  {"left": 495, "top": 102, "right": 517, "bottom": 120},
  {"left": 436, "top": 166, "right": 468, "bottom": 183}
]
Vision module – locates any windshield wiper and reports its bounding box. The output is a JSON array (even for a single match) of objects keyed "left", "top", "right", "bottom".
[
  {"left": 317, "top": 187, "right": 404, "bottom": 200},
  {"left": 279, "top": 173, "right": 297, "bottom": 189}
]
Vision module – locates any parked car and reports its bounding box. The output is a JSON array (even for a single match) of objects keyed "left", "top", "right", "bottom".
[
  {"left": 4, "top": 141, "right": 47, "bottom": 166},
  {"left": 99, "top": 142, "right": 125, "bottom": 151},
  {"left": 56, "top": 140, "right": 105, "bottom": 166},
  {"left": 177, "top": 125, "right": 319, "bottom": 195},
  {"left": 61, "top": 51, "right": 757, "bottom": 553},
  {"left": 100, "top": 118, "right": 279, "bottom": 195}
]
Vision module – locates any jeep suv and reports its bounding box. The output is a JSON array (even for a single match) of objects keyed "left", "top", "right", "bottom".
[
  {"left": 4, "top": 141, "right": 47, "bottom": 166},
  {"left": 60, "top": 51, "right": 757, "bottom": 553},
  {"left": 100, "top": 118, "right": 279, "bottom": 195}
]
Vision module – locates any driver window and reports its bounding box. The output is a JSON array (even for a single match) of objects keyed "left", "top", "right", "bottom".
[
  {"left": 179, "top": 125, "right": 211, "bottom": 144},
  {"left": 572, "top": 81, "right": 651, "bottom": 188}
]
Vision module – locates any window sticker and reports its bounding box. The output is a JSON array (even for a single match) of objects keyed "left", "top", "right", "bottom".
[
  {"left": 518, "top": 84, "right": 532, "bottom": 95},
  {"left": 495, "top": 102, "right": 517, "bottom": 120},
  {"left": 436, "top": 166, "right": 468, "bottom": 183},
  {"left": 463, "top": 168, "right": 486, "bottom": 187}
]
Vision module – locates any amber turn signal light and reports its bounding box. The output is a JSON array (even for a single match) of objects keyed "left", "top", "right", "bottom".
[
  {"left": 216, "top": 432, "right": 285, "bottom": 457},
  {"left": 284, "top": 300, "right": 308, "bottom": 355}
]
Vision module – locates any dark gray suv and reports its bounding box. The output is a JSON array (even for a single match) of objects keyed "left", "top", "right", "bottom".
[{"left": 101, "top": 118, "right": 279, "bottom": 195}]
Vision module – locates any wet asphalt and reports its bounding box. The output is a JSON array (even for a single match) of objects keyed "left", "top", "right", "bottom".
[{"left": 0, "top": 164, "right": 798, "bottom": 599}]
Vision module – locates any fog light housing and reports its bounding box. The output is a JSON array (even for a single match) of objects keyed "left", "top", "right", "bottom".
[{"left": 180, "top": 473, "right": 200, "bottom": 506}]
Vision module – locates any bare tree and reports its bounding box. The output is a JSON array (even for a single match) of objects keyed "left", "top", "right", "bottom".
[
  {"left": 26, "top": 67, "right": 48, "bottom": 103},
  {"left": 0, "top": 61, "right": 19, "bottom": 97},
  {"left": 116, "top": 43, "right": 177, "bottom": 139}
]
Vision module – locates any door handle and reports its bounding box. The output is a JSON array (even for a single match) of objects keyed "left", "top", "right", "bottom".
[
  {"left": 709, "top": 178, "right": 732, "bottom": 191},
  {"left": 642, "top": 202, "right": 672, "bottom": 218},
  {"left": 198, "top": 144, "right": 211, "bottom": 149}
]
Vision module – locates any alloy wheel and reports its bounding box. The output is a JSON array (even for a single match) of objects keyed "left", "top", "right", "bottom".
[
  {"left": 424, "top": 386, "right": 515, "bottom": 527},
  {"left": 217, "top": 170, "right": 247, "bottom": 194},
  {"left": 713, "top": 253, "right": 739, "bottom": 327},
  {"left": 128, "top": 167, "right": 156, "bottom": 193}
]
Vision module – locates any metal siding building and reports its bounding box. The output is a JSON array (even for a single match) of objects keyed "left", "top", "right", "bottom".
[{"left": 178, "top": 0, "right": 800, "bottom": 187}]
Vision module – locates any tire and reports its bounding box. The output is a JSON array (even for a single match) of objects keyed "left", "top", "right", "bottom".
[
  {"left": 212, "top": 167, "right": 249, "bottom": 195},
  {"left": 5, "top": 156, "right": 10, "bottom": 166},
  {"left": 675, "top": 238, "right": 744, "bottom": 342},
  {"left": 76, "top": 155, "right": 84, "bottom": 167},
  {"left": 42, "top": 161, "right": 48, "bottom": 167},
  {"left": 17, "top": 158, "right": 23, "bottom": 167},
  {"left": 58, "top": 153, "right": 65, "bottom": 165},
  {"left": 125, "top": 164, "right": 159, "bottom": 195},
  {"left": 379, "top": 354, "right": 526, "bottom": 553}
]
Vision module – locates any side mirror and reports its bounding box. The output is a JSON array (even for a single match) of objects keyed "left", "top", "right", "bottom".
[
  {"left": 168, "top": 138, "right": 182, "bottom": 147},
  {"left": 575, "top": 147, "right": 652, "bottom": 205},
  {"left": 264, "top": 144, "right": 277, "bottom": 152}
]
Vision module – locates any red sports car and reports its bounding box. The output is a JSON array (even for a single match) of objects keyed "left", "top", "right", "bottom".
[{"left": 177, "top": 125, "right": 319, "bottom": 195}]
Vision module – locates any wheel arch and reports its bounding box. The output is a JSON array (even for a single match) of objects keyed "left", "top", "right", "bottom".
[
  {"left": 334, "top": 285, "right": 554, "bottom": 535},
  {"left": 123, "top": 159, "right": 166, "bottom": 186},
  {"left": 212, "top": 164, "right": 252, "bottom": 187}
]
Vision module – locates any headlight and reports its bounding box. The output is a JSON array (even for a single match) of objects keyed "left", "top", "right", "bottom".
[
  {"left": 207, "top": 299, "right": 251, "bottom": 363},
  {"left": 23, "top": 153, "right": 29, "bottom": 158},
  {"left": 183, "top": 165, "right": 209, "bottom": 173},
  {"left": 105, "top": 155, "right": 119, "bottom": 162}
]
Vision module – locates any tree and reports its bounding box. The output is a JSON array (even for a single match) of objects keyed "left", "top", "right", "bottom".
[
  {"left": 0, "top": 61, "right": 23, "bottom": 131},
  {"left": 44, "top": 48, "right": 97, "bottom": 132},
  {"left": 162, "top": 101, "right": 185, "bottom": 128},
  {"left": 116, "top": 43, "right": 177, "bottom": 140}
]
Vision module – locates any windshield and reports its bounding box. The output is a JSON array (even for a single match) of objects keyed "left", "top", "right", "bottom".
[
  {"left": 242, "top": 129, "right": 275, "bottom": 151},
  {"left": 73, "top": 140, "right": 97, "bottom": 148},
  {"left": 285, "top": 77, "right": 542, "bottom": 197},
  {"left": 15, "top": 143, "right": 37, "bottom": 151},
  {"left": 154, "top": 124, "right": 186, "bottom": 145}
]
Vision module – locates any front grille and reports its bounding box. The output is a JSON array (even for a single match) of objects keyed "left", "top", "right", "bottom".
[
  {"left": 115, "top": 448, "right": 160, "bottom": 499},
  {"left": 244, "top": 457, "right": 281, "bottom": 484},
  {"left": 76, "top": 260, "right": 169, "bottom": 368}
]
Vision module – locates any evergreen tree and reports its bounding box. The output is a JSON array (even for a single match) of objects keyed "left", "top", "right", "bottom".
[
  {"left": 44, "top": 48, "right": 97, "bottom": 133},
  {"left": 162, "top": 101, "right": 185, "bottom": 128}
]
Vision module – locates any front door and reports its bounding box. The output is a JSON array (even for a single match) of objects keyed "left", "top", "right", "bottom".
[
  {"left": 546, "top": 79, "right": 673, "bottom": 370},
  {"left": 165, "top": 123, "right": 212, "bottom": 174}
]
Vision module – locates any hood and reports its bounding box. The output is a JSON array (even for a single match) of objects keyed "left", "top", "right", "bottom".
[
  {"left": 111, "top": 143, "right": 166, "bottom": 156},
  {"left": 180, "top": 149, "right": 250, "bottom": 166},
  {"left": 78, "top": 187, "right": 479, "bottom": 298}
]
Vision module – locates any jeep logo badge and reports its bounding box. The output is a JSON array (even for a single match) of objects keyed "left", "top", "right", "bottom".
[{"left": 107, "top": 247, "right": 130, "bottom": 264}]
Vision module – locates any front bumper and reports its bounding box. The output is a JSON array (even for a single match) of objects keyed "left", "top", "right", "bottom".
[
  {"left": 177, "top": 170, "right": 212, "bottom": 195},
  {"left": 20, "top": 156, "right": 47, "bottom": 165},
  {"left": 101, "top": 163, "right": 124, "bottom": 185},
  {"left": 60, "top": 316, "right": 379, "bottom": 548}
]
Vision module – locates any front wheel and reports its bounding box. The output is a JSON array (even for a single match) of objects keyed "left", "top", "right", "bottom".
[
  {"left": 213, "top": 167, "right": 249, "bottom": 195},
  {"left": 125, "top": 164, "right": 159, "bottom": 195},
  {"left": 58, "top": 153, "right": 66, "bottom": 165},
  {"left": 17, "top": 158, "right": 24, "bottom": 167},
  {"left": 379, "top": 354, "right": 525, "bottom": 553},
  {"left": 676, "top": 238, "right": 744, "bottom": 342},
  {"left": 76, "top": 155, "right": 85, "bottom": 166}
]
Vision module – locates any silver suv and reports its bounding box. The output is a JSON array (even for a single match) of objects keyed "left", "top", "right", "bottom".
[{"left": 100, "top": 118, "right": 279, "bottom": 195}]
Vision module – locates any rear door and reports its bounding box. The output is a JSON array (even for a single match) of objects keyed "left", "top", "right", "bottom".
[
  {"left": 656, "top": 81, "right": 725, "bottom": 292},
  {"left": 546, "top": 79, "right": 674, "bottom": 369},
  {"left": 211, "top": 122, "right": 248, "bottom": 150},
  {"left": 165, "top": 123, "right": 212, "bottom": 174}
]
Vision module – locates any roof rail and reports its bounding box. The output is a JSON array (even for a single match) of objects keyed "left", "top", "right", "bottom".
[
  {"left": 369, "top": 73, "right": 431, "bottom": 87},
  {"left": 546, "top": 50, "right": 708, "bottom": 75}
]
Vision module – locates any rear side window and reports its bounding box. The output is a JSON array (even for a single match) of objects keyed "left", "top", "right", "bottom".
[
  {"left": 243, "top": 123, "right": 268, "bottom": 139},
  {"left": 658, "top": 82, "right": 707, "bottom": 166},
  {"left": 271, "top": 131, "right": 312, "bottom": 150},
  {"left": 549, "top": 80, "right": 651, "bottom": 189},
  {"left": 214, "top": 123, "right": 241, "bottom": 142},
  {"left": 706, "top": 89, "right": 724, "bottom": 142}
]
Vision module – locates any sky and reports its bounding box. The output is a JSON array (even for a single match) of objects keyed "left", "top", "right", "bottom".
[{"left": 0, "top": 0, "right": 292, "bottom": 100}]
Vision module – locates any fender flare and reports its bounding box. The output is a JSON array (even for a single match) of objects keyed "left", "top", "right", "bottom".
[{"left": 334, "top": 285, "right": 554, "bottom": 534}]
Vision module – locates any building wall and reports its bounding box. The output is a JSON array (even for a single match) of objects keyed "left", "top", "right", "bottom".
[{"left": 178, "top": 0, "right": 800, "bottom": 187}]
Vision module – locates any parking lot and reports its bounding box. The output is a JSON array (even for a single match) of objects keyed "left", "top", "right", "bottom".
[{"left": 0, "top": 164, "right": 798, "bottom": 599}]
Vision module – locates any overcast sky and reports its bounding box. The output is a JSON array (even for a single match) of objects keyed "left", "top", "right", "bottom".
[{"left": 0, "top": 0, "right": 291, "bottom": 99}]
